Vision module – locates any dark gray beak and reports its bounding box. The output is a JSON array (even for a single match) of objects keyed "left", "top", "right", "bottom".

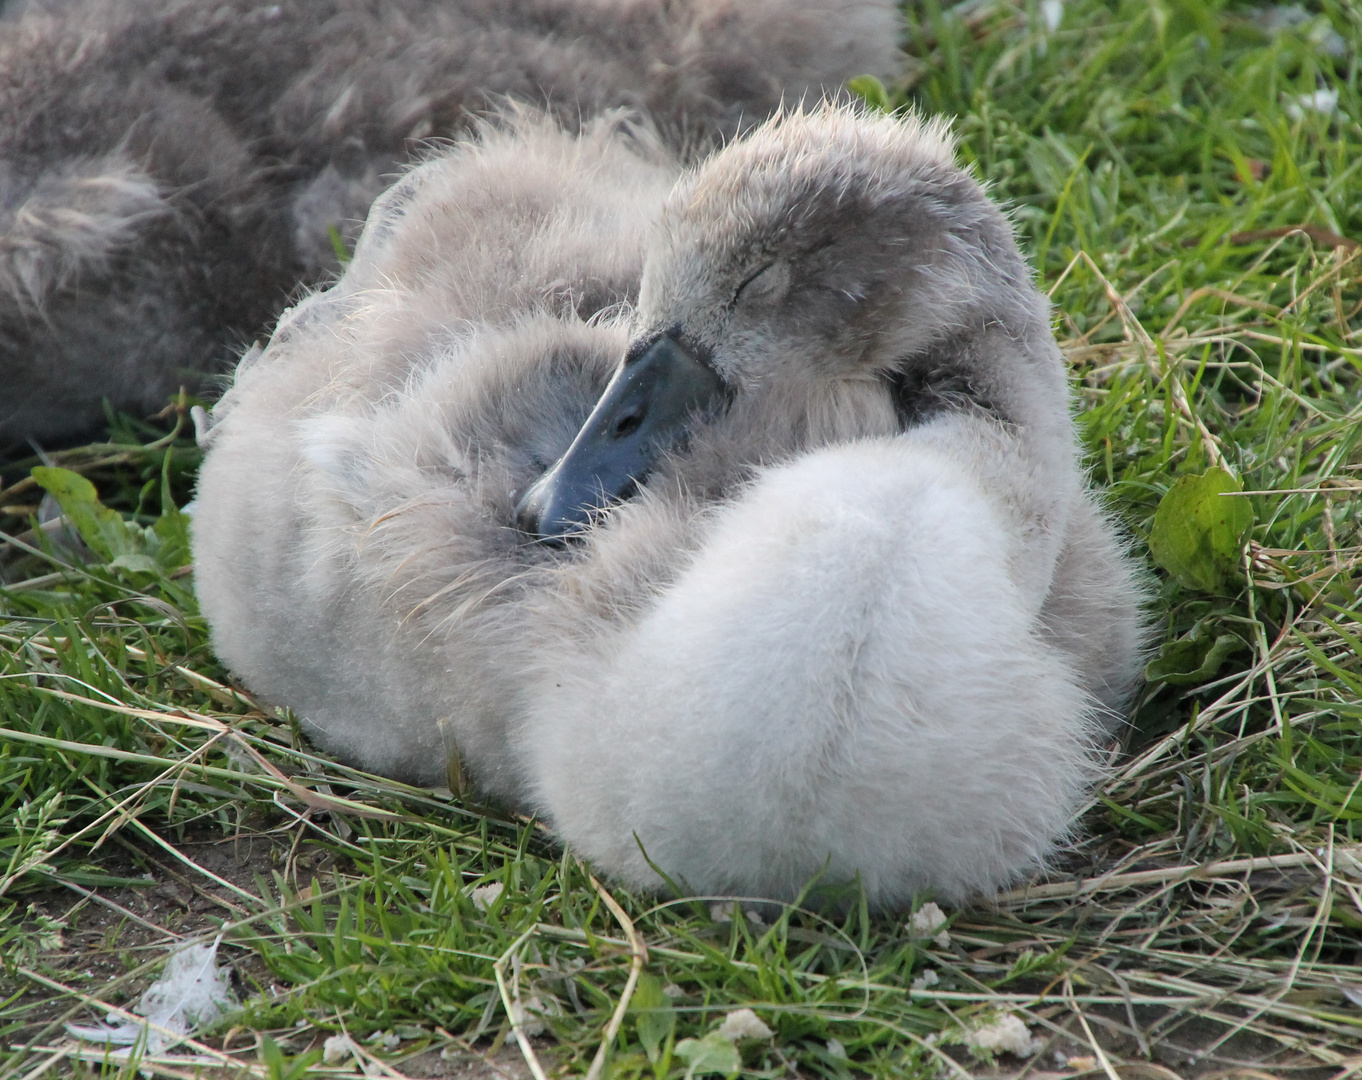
[{"left": 515, "top": 331, "right": 727, "bottom": 540}]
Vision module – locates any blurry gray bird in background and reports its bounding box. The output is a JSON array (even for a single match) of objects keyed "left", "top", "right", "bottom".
[{"left": 0, "top": 0, "right": 901, "bottom": 447}]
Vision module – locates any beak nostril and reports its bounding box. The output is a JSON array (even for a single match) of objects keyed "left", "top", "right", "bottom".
[
  {"left": 513, "top": 483, "right": 542, "bottom": 537},
  {"left": 613, "top": 414, "right": 643, "bottom": 438}
]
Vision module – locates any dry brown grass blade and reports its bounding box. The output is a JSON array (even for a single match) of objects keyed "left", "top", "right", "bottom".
[
  {"left": 995, "top": 847, "right": 1362, "bottom": 905},
  {"left": 584, "top": 873, "right": 649, "bottom": 1080},
  {"left": 226, "top": 732, "right": 406, "bottom": 821},
  {"left": 494, "top": 926, "right": 552, "bottom": 1080}
]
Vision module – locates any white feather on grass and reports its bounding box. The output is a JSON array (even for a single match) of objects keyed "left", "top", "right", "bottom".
[{"left": 65, "top": 939, "right": 236, "bottom": 1056}]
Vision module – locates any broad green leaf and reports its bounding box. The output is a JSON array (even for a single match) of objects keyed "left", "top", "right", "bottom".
[
  {"left": 30, "top": 464, "right": 191, "bottom": 575},
  {"left": 31, "top": 466, "right": 143, "bottom": 563},
  {"left": 1145, "top": 620, "right": 1245, "bottom": 684},
  {"left": 675, "top": 1032, "right": 741, "bottom": 1079},
  {"left": 1147, "top": 466, "right": 1255, "bottom": 592},
  {"left": 110, "top": 553, "right": 161, "bottom": 574},
  {"left": 632, "top": 973, "right": 675, "bottom": 1064}
]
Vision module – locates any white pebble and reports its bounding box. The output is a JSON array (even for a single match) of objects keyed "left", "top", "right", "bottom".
[
  {"left": 322, "top": 1034, "right": 356, "bottom": 1065},
  {"left": 910, "top": 969, "right": 939, "bottom": 992},
  {"left": 717, "top": 1008, "right": 773, "bottom": 1041},
  {"left": 909, "top": 902, "right": 950, "bottom": 947},
  {"left": 509, "top": 995, "right": 547, "bottom": 1039},
  {"left": 963, "top": 1013, "right": 1041, "bottom": 1058}
]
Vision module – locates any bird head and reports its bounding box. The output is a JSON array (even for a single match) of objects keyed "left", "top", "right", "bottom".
[{"left": 516, "top": 103, "right": 1041, "bottom": 540}]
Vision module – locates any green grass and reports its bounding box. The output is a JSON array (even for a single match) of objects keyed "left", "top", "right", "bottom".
[{"left": 3, "top": 0, "right": 1361, "bottom": 1075}]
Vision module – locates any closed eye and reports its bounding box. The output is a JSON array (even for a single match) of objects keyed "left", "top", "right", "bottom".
[{"left": 732, "top": 262, "right": 776, "bottom": 306}]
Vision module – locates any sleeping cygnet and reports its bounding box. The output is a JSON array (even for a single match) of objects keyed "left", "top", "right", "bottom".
[
  {"left": 512, "top": 103, "right": 1147, "bottom": 906},
  {"left": 194, "top": 104, "right": 1146, "bottom": 909}
]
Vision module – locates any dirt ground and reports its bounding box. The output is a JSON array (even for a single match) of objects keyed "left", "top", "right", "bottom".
[{"left": 6, "top": 826, "right": 553, "bottom": 1079}]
